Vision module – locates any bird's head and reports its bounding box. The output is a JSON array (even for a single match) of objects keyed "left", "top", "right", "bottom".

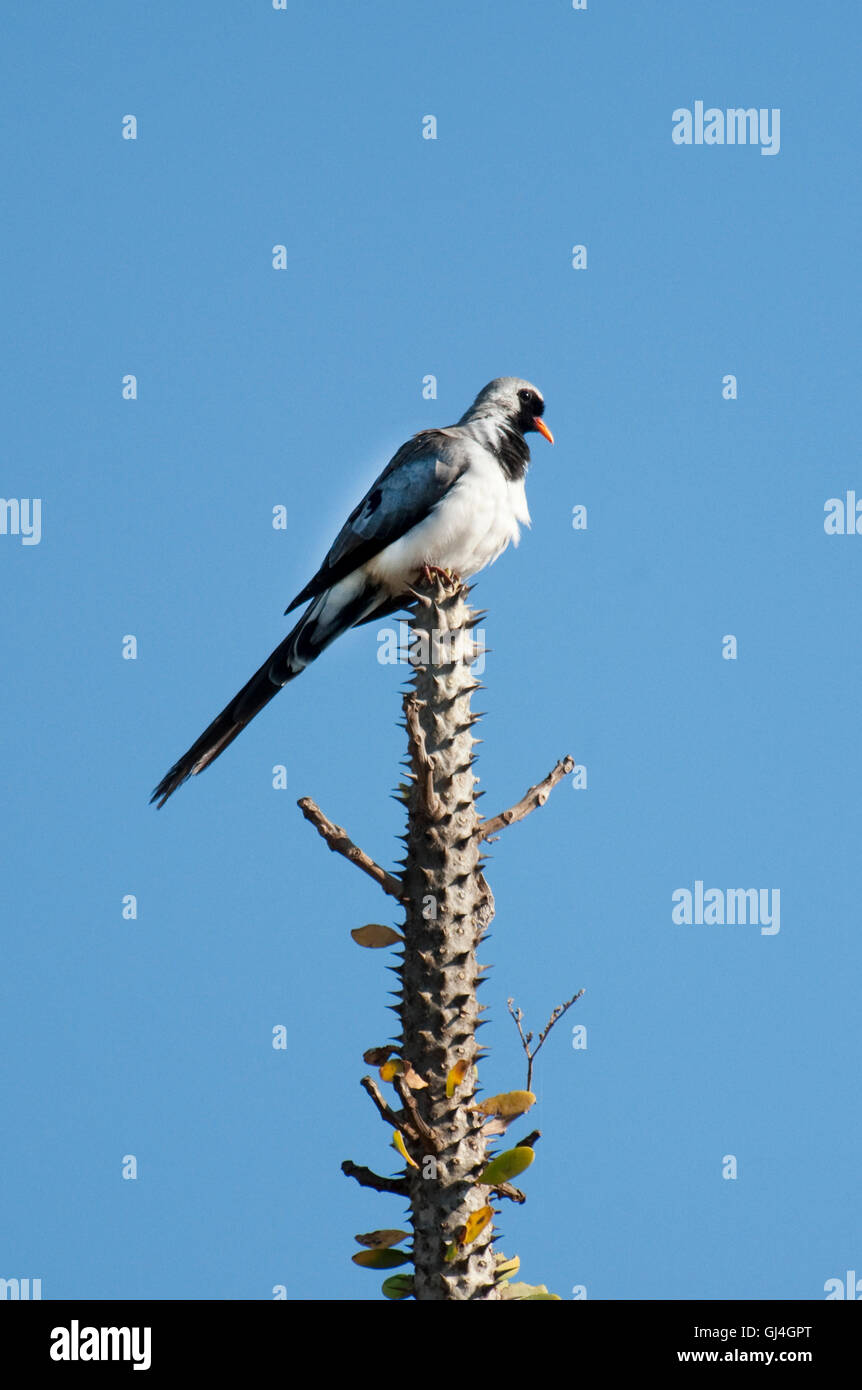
[{"left": 460, "top": 377, "right": 554, "bottom": 445}]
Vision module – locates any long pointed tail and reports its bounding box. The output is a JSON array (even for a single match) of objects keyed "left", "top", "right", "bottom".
[
  {"left": 150, "top": 630, "right": 300, "bottom": 808},
  {"left": 151, "top": 582, "right": 379, "bottom": 807}
]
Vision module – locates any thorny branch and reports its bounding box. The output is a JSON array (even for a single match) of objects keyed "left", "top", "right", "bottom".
[{"left": 301, "top": 578, "right": 576, "bottom": 1298}]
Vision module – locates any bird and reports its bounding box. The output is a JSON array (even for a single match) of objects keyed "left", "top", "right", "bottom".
[{"left": 150, "top": 377, "right": 553, "bottom": 807}]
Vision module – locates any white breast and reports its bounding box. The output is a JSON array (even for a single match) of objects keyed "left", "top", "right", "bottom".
[{"left": 365, "top": 447, "right": 530, "bottom": 593}]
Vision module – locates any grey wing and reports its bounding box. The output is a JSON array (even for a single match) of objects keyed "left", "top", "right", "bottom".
[{"left": 285, "top": 430, "right": 467, "bottom": 613}]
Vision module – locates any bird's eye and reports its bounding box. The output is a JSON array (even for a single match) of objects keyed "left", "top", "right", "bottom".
[{"left": 518, "top": 389, "right": 532, "bottom": 404}]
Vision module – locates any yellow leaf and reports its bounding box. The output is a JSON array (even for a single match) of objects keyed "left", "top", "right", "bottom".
[
  {"left": 351, "top": 923, "right": 404, "bottom": 948},
  {"left": 446, "top": 1059, "right": 471, "bottom": 1097},
  {"left": 476, "top": 1146, "right": 535, "bottom": 1187},
  {"left": 494, "top": 1253, "right": 521, "bottom": 1282},
  {"left": 461, "top": 1205, "right": 493, "bottom": 1246},
  {"left": 393, "top": 1130, "right": 419, "bottom": 1169},
  {"left": 380, "top": 1058, "right": 404, "bottom": 1082},
  {"left": 477, "top": 1091, "right": 536, "bottom": 1119},
  {"left": 355, "top": 1229, "right": 410, "bottom": 1249}
]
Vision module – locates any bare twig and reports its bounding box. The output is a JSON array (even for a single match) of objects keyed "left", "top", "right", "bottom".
[
  {"left": 516, "top": 1130, "right": 541, "bottom": 1150},
  {"left": 360, "top": 1075, "right": 406, "bottom": 1132},
  {"left": 536, "top": 994, "right": 585, "bottom": 1053},
  {"left": 403, "top": 696, "right": 444, "bottom": 822},
  {"left": 361, "top": 1072, "right": 440, "bottom": 1156},
  {"left": 491, "top": 1182, "right": 527, "bottom": 1205},
  {"left": 341, "top": 1160, "right": 408, "bottom": 1197},
  {"left": 508, "top": 990, "right": 585, "bottom": 1091},
  {"left": 297, "top": 797, "right": 404, "bottom": 901},
  {"left": 478, "top": 755, "right": 575, "bottom": 841},
  {"left": 393, "top": 1073, "right": 441, "bottom": 1153},
  {"left": 508, "top": 1000, "right": 532, "bottom": 1054}
]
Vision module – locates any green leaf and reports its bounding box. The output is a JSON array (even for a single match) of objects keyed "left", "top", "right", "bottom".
[
  {"left": 476, "top": 1146, "right": 535, "bottom": 1186},
  {"left": 382, "top": 1274, "right": 414, "bottom": 1300},
  {"left": 352, "top": 1248, "right": 411, "bottom": 1269}
]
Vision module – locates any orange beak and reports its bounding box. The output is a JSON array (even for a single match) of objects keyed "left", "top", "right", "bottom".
[{"left": 533, "top": 416, "right": 554, "bottom": 445}]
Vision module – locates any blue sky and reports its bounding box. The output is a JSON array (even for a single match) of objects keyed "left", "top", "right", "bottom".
[{"left": 2, "top": 0, "right": 860, "bottom": 1301}]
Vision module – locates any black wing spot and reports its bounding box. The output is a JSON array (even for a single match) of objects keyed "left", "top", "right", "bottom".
[{"left": 366, "top": 488, "right": 383, "bottom": 516}]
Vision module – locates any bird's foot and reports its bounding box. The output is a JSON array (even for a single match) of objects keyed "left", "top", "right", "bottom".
[{"left": 420, "top": 563, "right": 461, "bottom": 588}]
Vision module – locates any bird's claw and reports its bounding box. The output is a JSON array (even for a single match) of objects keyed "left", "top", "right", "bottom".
[{"left": 419, "top": 563, "right": 461, "bottom": 588}]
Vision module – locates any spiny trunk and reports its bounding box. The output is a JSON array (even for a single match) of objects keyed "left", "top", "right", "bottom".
[
  {"left": 300, "top": 577, "right": 574, "bottom": 1300},
  {"left": 395, "top": 583, "right": 499, "bottom": 1300}
]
